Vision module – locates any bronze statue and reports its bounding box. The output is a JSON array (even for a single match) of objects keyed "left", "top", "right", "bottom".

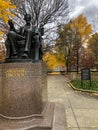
[
  {"left": 19, "top": 14, "right": 34, "bottom": 58},
  {"left": 5, "top": 14, "right": 44, "bottom": 62},
  {"left": 5, "top": 19, "right": 25, "bottom": 58},
  {"left": 39, "top": 24, "right": 44, "bottom": 60}
]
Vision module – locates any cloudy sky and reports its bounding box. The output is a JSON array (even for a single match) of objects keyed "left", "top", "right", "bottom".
[{"left": 68, "top": 0, "right": 98, "bottom": 32}]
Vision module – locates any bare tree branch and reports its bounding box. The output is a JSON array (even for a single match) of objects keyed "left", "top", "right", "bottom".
[
  {"left": 0, "top": 0, "right": 69, "bottom": 44},
  {"left": 11, "top": 0, "right": 69, "bottom": 25}
]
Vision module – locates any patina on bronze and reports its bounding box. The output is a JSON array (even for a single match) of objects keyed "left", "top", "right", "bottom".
[{"left": 5, "top": 14, "right": 44, "bottom": 62}]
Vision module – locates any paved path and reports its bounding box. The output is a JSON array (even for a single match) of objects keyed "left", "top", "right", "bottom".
[{"left": 48, "top": 75, "right": 98, "bottom": 130}]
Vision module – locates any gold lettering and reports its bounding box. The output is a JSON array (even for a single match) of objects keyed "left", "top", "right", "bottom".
[{"left": 5, "top": 69, "right": 25, "bottom": 78}]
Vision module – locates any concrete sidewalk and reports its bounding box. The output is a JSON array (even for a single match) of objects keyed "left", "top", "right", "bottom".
[{"left": 48, "top": 75, "right": 98, "bottom": 130}]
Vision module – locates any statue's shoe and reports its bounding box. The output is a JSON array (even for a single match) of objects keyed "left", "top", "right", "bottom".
[
  {"left": 11, "top": 54, "right": 18, "bottom": 59},
  {"left": 21, "top": 53, "right": 28, "bottom": 58}
]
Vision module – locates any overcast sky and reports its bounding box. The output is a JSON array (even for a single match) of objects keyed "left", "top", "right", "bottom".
[{"left": 68, "top": 0, "right": 98, "bottom": 32}]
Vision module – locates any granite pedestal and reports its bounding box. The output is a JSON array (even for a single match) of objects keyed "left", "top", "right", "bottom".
[{"left": 0, "top": 62, "right": 67, "bottom": 130}]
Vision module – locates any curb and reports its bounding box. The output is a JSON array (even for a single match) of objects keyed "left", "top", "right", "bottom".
[{"left": 66, "top": 81, "right": 98, "bottom": 96}]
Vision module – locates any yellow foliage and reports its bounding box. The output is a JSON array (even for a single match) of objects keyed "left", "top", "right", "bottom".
[
  {"left": 0, "top": 0, "right": 15, "bottom": 37},
  {"left": 0, "top": 0, "right": 15, "bottom": 22},
  {"left": 55, "top": 14, "right": 92, "bottom": 68},
  {"left": 71, "top": 14, "right": 92, "bottom": 41},
  {"left": 43, "top": 52, "right": 65, "bottom": 70},
  {"left": 0, "top": 30, "right": 3, "bottom": 34},
  {"left": 0, "top": 31, "right": 4, "bottom": 40}
]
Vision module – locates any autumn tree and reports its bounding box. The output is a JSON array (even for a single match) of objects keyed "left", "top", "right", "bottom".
[
  {"left": 56, "top": 14, "right": 92, "bottom": 72},
  {"left": 79, "top": 47, "right": 95, "bottom": 69},
  {"left": 56, "top": 23, "right": 73, "bottom": 72},
  {"left": 43, "top": 52, "right": 65, "bottom": 70},
  {"left": 88, "top": 32, "right": 98, "bottom": 70},
  {"left": 0, "top": 0, "right": 16, "bottom": 62},
  {"left": 0, "top": 0, "right": 15, "bottom": 36},
  {"left": 71, "top": 14, "right": 92, "bottom": 44},
  {"left": 56, "top": 21, "right": 81, "bottom": 72}
]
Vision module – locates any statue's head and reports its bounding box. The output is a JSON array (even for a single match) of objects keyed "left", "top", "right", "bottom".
[
  {"left": 24, "top": 14, "right": 31, "bottom": 24},
  {"left": 8, "top": 19, "right": 14, "bottom": 27}
]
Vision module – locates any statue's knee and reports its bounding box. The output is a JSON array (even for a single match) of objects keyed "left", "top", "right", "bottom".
[
  {"left": 27, "top": 29, "right": 32, "bottom": 34},
  {"left": 8, "top": 31, "right": 15, "bottom": 37}
]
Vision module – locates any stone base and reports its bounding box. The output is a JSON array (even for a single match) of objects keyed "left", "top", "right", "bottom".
[
  {"left": 0, "top": 62, "right": 47, "bottom": 117},
  {"left": 0, "top": 102, "right": 67, "bottom": 130}
]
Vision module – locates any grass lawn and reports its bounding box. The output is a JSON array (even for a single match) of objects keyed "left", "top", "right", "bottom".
[{"left": 71, "top": 79, "right": 98, "bottom": 91}]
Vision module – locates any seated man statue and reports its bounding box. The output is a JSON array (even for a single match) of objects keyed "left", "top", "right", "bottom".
[
  {"left": 5, "top": 19, "right": 25, "bottom": 59},
  {"left": 19, "top": 14, "right": 44, "bottom": 61},
  {"left": 19, "top": 14, "right": 40, "bottom": 60},
  {"left": 5, "top": 14, "right": 44, "bottom": 62}
]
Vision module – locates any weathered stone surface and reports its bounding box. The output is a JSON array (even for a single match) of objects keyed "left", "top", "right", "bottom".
[
  {"left": 0, "top": 102, "right": 67, "bottom": 130},
  {"left": 0, "top": 64, "right": 2, "bottom": 113},
  {"left": 0, "top": 102, "right": 55, "bottom": 130},
  {"left": 0, "top": 62, "right": 47, "bottom": 118},
  {"left": 0, "top": 62, "right": 67, "bottom": 130}
]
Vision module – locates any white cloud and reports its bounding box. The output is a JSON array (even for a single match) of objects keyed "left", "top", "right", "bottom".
[
  {"left": 68, "top": 0, "right": 98, "bottom": 32},
  {"left": 69, "top": 6, "right": 84, "bottom": 18}
]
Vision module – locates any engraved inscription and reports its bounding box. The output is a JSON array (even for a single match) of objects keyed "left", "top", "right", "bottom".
[{"left": 5, "top": 69, "right": 25, "bottom": 78}]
